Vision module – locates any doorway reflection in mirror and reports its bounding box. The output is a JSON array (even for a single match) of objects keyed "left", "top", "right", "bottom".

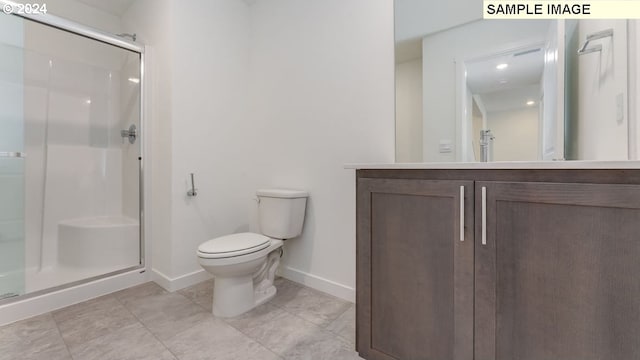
[{"left": 395, "top": 0, "right": 636, "bottom": 162}]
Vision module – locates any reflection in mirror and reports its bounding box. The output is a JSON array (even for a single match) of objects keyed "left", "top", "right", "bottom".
[
  {"left": 464, "top": 44, "right": 545, "bottom": 162},
  {"left": 394, "top": 0, "right": 637, "bottom": 163}
]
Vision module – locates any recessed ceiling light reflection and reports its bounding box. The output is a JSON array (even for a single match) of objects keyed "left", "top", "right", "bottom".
[
  {"left": 128, "top": 77, "right": 140, "bottom": 84},
  {"left": 526, "top": 100, "right": 535, "bottom": 106},
  {"left": 85, "top": 99, "right": 92, "bottom": 104},
  {"left": 496, "top": 63, "right": 509, "bottom": 70}
]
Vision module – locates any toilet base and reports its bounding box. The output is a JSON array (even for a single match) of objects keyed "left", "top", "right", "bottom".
[
  {"left": 254, "top": 284, "right": 277, "bottom": 308},
  {"left": 210, "top": 248, "right": 281, "bottom": 318},
  {"left": 212, "top": 275, "right": 255, "bottom": 317}
]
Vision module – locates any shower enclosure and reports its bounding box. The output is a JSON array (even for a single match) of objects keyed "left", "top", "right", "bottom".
[{"left": 0, "top": 8, "right": 144, "bottom": 301}]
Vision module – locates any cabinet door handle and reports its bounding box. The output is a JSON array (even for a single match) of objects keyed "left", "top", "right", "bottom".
[
  {"left": 482, "top": 186, "right": 487, "bottom": 245},
  {"left": 460, "top": 186, "right": 465, "bottom": 241}
]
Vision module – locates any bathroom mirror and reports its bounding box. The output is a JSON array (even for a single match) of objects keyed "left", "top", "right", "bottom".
[{"left": 395, "top": 0, "right": 638, "bottom": 162}]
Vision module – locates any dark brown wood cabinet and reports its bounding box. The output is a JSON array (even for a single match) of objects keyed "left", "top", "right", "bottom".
[
  {"left": 356, "top": 170, "right": 640, "bottom": 360},
  {"left": 357, "top": 178, "right": 474, "bottom": 360},
  {"left": 475, "top": 181, "right": 640, "bottom": 360}
]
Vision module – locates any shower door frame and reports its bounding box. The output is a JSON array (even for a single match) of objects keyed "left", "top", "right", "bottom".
[{"left": 0, "top": 0, "right": 147, "bottom": 304}]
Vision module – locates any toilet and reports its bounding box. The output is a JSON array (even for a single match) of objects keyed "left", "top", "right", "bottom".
[{"left": 197, "top": 189, "right": 308, "bottom": 317}]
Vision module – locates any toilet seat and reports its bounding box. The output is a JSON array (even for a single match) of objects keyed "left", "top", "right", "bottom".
[{"left": 198, "top": 232, "right": 271, "bottom": 259}]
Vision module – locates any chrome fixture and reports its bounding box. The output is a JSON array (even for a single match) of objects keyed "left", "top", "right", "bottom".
[
  {"left": 187, "top": 173, "right": 198, "bottom": 197},
  {"left": 481, "top": 186, "right": 487, "bottom": 245},
  {"left": 0, "top": 151, "right": 26, "bottom": 158},
  {"left": 459, "top": 185, "right": 465, "bottom": 242},
  {"left": 121, "top": 124, "right": 137, "bottom": 144},
  {"left": 578, "top": 28, "right": 613, "bottom": 55},
  {"left": 480, "top": 129, "right": 495, "bottom": 162},
  {"left": 117, "top": 33, "right": 137, "bottom": 42}
]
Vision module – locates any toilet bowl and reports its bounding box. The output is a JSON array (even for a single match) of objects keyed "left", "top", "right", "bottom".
[
  {"left": 198, "top": 233, "right": 283, "bottom": 317},
  {"left": 197, "top": 189, "right": 308, "bottom": 317}
]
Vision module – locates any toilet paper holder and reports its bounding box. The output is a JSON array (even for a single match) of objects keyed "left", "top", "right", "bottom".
[{"left": 187, "top": 173, "right": 198, "bottom": 197}]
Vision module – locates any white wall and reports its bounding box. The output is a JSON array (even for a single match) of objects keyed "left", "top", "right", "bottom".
[
  {"left": 126, "top": 0, "right": 395, "bottom": 299},
  {"left": 540, "top": 20, "right": 564, "bottom": 161},
  {"left": 471, "top": 98, "right": 484, "bottom": 161},
  {"left": 564, "top": 19, "right": 580, "bottom": 160},
  {"left": 396, "top": 58, "right": 423, "bottom": 162},
  {"left": 487, "top": 107, "right": 539, "bottom": 161},
  {"left": 421, "top": 20, "right": 549, "bottom": 161},
  {"left": 123, "top": 0, "right": 253, "bottom": 288},
  {"left": 247, "top": 0, "right": 395, "bottom": 299},
  {"left": 394, "top": 0, "right": 481, "bottom": 42},
  {"left": 575, "top": 20, "right": 628, "bottom": 160},
  {"left": 6, "top": 0, "right": 395, "bottom": 302},
  {"left": 169, "top": 0, "right": 252, "bottom": 279},
  {"left": 90, "top": 0, "right": 394, "bottom": 301}
]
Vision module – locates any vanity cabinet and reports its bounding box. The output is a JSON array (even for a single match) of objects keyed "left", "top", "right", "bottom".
[
  {"left": 356, "top": 179, "right": 474, "bottom": 360},
  {"left": 475, "top": 181, "right": 640, "bottom": 360},
  {"left": 356, "top": 170, "right": 640, "bottom": 360}
]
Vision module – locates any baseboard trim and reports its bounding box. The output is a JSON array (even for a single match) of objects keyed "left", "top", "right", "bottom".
[
  {"left": 151, "top": 268, "right": 212, "bottom": 292},
  {"left": 277, "top": 266, "right": 355, "bottom": 303},
  {"left": 0, "top": 269, "right": 148, "bottom": 326}
]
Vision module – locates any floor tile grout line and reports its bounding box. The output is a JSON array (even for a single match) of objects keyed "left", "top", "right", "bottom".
[
  {"left": 168, "top": 284, "right": 287, "bottom": 359},
  {"left": 49, "top": 313, "right": 76, "bottom": 360},
  {"left": 221, "top": 316, "right": 286, "bottom": 360},
  {"left": 223, "top": 305, "right": 356, "bottom": 359},
  {"left": 178, "top": 280, "right": 285, "bottom": 359},
  {"left": 3, "top": 279, "right": 356, "bottom": 360},
  {"left": 223, "top": 300, "right": 350, "bottom": 355},
  {"left": 267, "top": 281, "right": 358, "bottom": 350},
  {"left": 273, "top": 297, "right": 352, "bottom": 330},
  {"left": 177, "top": 286, "right": 213, "bottom": 312},
  {"left": 52, "top": 294, "right": 146, "bottom": 353},
  {"left": 325, "top": 302, "right": 353, "bottom": 326},
  {"left": 113, "top": 287, "right": 183, "bottom": 360},
  {"left": 214, "top": 277, "right": 354, "bottom": 336}
]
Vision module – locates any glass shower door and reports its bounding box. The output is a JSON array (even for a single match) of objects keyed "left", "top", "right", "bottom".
[
  {"left": 0, "top": 13, "right": 25, "bottom": 299},
  {"left": 0, "top": 11, "right": 142, "bottom": 298}
]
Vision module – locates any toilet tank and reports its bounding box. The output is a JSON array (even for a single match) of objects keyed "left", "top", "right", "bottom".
[{"left": 256, "top": 189, "right": 308, "bottom": 239}]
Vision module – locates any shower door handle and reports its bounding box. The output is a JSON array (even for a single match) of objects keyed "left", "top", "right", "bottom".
[{"left": 0, "top": 151, "right": 26, "bottom": 158}]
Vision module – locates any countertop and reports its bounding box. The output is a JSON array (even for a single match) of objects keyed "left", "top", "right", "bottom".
[{"left": 345, "top": 161, "right": 640, "bottom": 170}]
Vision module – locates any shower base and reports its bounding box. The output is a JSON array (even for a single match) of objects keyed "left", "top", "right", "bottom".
[{"left": 25, "top": 263, "right": 138, "bottom": 293}]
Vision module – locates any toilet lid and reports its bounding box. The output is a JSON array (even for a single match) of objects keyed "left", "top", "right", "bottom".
[{"left": 198, "top": 233, "right": 271, "bottom": 258}]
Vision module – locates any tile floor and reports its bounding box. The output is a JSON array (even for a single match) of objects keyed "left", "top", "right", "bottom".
[{"left": 0, "top": 278, "right": 361, "bottom": 360}]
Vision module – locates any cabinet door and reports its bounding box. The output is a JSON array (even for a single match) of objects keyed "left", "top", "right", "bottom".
[
  {"left": 475, "top": 181, "right": 640, "bottom": 360},
  {"left": 357, "top": 179, "right": 474, "bottom": 360}
]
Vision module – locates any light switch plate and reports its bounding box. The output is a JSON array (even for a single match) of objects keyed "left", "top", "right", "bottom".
[{"left": 439, "top": 140, "right": 453, "bottom": 153}]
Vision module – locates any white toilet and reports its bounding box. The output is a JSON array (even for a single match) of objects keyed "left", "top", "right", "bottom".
[{"left": 197, "top": 189, "right": 308, "bottom": 317}]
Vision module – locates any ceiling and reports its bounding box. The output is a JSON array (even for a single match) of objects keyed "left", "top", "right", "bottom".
[
  {"left": 76, "top": 0, "right": 136, "bottom": 16},
  {"left": 477, "top": 85, "right": 541, "bottom": 113},
  {"left": 467, "top": 46, "right": 544, "bottom": 113},
  {"left": 395, "top": 0, "right": 481, "bottom": 43}
]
